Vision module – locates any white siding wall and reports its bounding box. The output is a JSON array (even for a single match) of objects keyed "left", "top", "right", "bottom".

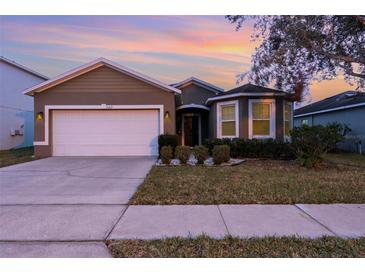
[{"left": 0, "top": 61, "right": 46, "bottom": 150}]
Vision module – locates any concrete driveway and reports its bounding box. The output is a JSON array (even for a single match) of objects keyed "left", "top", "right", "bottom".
[{"left": 0, "top": 156, "right": 155, "bottom": 257}]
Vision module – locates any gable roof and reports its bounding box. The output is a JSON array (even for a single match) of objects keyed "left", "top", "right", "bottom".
[
  {"left": 206, "top": 83, "right": 288, "bottom": 103},
  {"left": 23, "top": 57, "right": 181, "bottom": 96},
  {"left": 0, "top": 56, "right": 48, "bottom": 80},
  {"left": 171, "top": 77, "right": 224, "bottom": 94},
  {"left": 294, "top": 91, "right": 365, "bottom": 117}
]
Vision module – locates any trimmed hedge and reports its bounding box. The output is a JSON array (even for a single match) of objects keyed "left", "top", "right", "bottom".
[
  {"left": 212, "top": 145, "right": 230, "bottom": 164},
  {"left": 160, "top": 146, "right": 173, "bottom": 164},
  {"left": 204, "top": 138, "right": 295, "bottom": 159},
  {"left": 193, "top": 146, "right": 209, "bottom": 164},
  {"left": 158, "top": 134, "right": 178, "bottom": 154},
  {"left": 175, "top": 146, "right": 191, "bottom": 164}
]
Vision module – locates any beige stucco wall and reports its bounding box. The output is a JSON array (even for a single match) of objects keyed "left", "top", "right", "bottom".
[{"left": 33, "top": 66, "right": 176, "bottom": 158}]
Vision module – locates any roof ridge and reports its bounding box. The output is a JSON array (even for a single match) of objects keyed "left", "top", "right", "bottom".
[
  {"left": 171, "top": 76, "right": 224, "bottom": 93},
  {"left": 22, "top": 57, "right": 181, "bottom": 96}
]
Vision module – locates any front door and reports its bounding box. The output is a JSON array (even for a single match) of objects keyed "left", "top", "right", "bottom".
[{"left": 183, "top": 114, "right": 200, "bottom": 146}]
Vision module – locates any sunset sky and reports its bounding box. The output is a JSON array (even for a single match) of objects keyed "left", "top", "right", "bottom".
[{"left": 0, "top": 16, "right": 353, "bottom": 104}]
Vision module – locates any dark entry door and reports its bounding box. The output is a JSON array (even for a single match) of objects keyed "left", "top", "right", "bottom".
[{"left": 184, "top": 115, "right": 200, "bottom": 146}]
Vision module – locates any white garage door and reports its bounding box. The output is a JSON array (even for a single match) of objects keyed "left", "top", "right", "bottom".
[{"left": 52, "top": 109, "right": 160, "bottom": 156}]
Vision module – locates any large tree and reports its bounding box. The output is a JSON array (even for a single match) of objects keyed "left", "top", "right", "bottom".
[{"left": 226, "top": 16, "right": 365, "bottom": 101}]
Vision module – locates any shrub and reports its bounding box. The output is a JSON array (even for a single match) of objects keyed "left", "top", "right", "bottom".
[
  {"left": 324, "top": 122, "right": 345, "bottom": 152},
  {"left": 160, "top": 146, "right": 173, "bottom": 164},
  {"left": 204, "top": 138, "right": 294, "bottom": 159},
  {"left": 203, "top": 138, "right": 232, "bottom": 154},
  {"left": 230, "top": 138, "right": 245, "bottom": 158},
  {"left": 261, "top": 138, "right": 295, "bottom": 159},
  {"left": 158, "top": 134, "right": 178, "bottom": 155},
  {"left": 290, "top": 124, "right": 344, "bottom": 167},
  {"left": 193, "top": 146, "right": 209, "bottom": 164},
  {"left": 212, "top": 145, "right": 230, "bottom": 164},
  {"left": 175, "top": 146, "right": 191, "bottom": 164}
]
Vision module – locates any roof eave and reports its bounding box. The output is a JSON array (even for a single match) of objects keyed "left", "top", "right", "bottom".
[
  {"left": 23, "top": 57, "right": 181, "bottom": 96},
  {"left": 0, "top": 56, "right": 48, "bottom": 80},
  {"left": 294, "top": 102, "right": 365, "bottom": 117},
  {"left": 206, "top": 92, "right": 287, "bottom": 104},
  {"left": 172, "top": 77, "right": 224, "bottom": 93}
]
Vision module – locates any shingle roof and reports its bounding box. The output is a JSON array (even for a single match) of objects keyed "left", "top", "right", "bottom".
[
  {"left": 218, "top": 83, "right": 287, "bottom": 96},
  {"left": 294, "top": 91, "right": 365, "bottom": 117},
  {"left": 171, "top": 77, "right": 224, "bottom": 93},
  {"left": 206, "top": 83, "right": 290, "bottom": 103}
]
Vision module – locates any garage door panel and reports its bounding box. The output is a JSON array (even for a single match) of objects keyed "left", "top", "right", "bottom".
[
  {"left": 53, "top": 121, "right": 158, "bottom": 133},
  {"left": 52, "top": 109, "right": 160, "bottom": 156},
  {"left": 54, "top": 128, "right": 158, "bottom": 141},
  {"left": 54, "top": 134, "right": 158, "bottom": 145},
  {"left": 53, "top": 144, "right": 158, "bottom": 156}
]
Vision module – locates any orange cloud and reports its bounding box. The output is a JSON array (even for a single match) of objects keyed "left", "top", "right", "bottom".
[{"left": 1, "top": 19, "right": 253, "bottom": 65}]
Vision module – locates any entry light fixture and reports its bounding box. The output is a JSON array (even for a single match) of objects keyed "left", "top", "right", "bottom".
[
  {"left": 164, "top": 111, "right": 170, "bottom": 119},
  {"left": 36, "top": 112, "right": 44, "bottom": 121}
]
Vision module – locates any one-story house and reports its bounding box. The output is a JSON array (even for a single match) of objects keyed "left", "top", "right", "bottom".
[
  {"left": 0, "top": 56, "right": 48, "bottom": 150},
  {"left": 23, "top": 58, "right": 294, "bottom": 158},
  {"left": 294, "top": 91, "right": 365, "bottom": 153}
]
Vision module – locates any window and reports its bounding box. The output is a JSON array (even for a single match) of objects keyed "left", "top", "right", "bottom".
[
  {"left": 217, "top": 100, "right": 238, "bottom": 138},
  {"left": 249, "top": 99, "right": 275, "bottom": 139},
  {"left": 301, "top": 119, "right": 308, "bottom": 125},
  {"left": 284, "top": 102, "right": 292, "bottom": 136}
]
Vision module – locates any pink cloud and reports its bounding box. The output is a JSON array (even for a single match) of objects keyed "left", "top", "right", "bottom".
[{"left": 1, "top": 18, "right": 254, "bottom": 65}]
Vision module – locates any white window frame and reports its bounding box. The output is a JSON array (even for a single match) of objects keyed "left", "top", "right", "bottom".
[
  {"left": 248, "top": 99, "right": 276, "bottom": 139},
  {"left": 284, "top": 101, "right": 293, "bottom": 139},
  {"left": 216, "top": 100, "right": 239, "bottom": 138}
]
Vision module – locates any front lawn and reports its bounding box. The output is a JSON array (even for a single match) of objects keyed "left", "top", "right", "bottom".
[
  {"left": 0, "top": 146, "right": 34, "bottom": 168},
  {"left": 324, "top": 153, "right": 365, "bottom": 167},
  {"left": 130, "top": 158, "right": 365, "bottom": 204},
  {"left": 107, "top": 236, "right": 365, "bottom": 258}
]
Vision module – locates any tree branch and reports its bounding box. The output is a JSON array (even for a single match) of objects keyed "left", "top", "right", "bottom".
[
  {"left": 355, "top": 16, "right": 365, "bottom": 26},
  {"left": 325, "top": 53, "right": 365, "bottom": 65},
  {"left": 346, "top": 70, "right": 365, "bottom": 79},
  {"left": 338, "top": 63, "right": 365, "bottom": 79},
  {"left": 298, "top": 27, "right": 365, "bottom": 65}
]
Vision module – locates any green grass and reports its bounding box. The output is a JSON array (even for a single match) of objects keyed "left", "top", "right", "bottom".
[
  {"left": 324, "top": 153, "right": 365, "bottom": 167},
  {"left": 130, "top": 158, "right": 365, "bottom": 204},
  {"left": 0, "top": 146, "right": 34, "bottom": 168},
  {"left": 107, "top": 235, "right": 365, "bottom": 258}
]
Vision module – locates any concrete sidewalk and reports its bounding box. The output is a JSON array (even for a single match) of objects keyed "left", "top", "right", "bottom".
[
  {"left": 108, "top": 204, "right": 365, "bottom": 240},
  {"left": 1, "top": 204, "right": 364, "bottom": 257}
]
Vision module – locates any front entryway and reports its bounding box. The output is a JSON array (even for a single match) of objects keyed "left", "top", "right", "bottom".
[
  {"left": 183, "top": 114, "right": 200, "bottom": 146},
  {"left": 177, "top": 107, "right": 209, "bottom": 147}
]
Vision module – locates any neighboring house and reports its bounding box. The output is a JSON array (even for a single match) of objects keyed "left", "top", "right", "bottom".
[
  {"left": 0, "top": 56, "right": 48, "bottom": 150},
  {"left": 294, "top": 91, "right": 365, "bottom": 153},
  {"left": 23, "top": 57, "right": 294, "bottom": 158}
]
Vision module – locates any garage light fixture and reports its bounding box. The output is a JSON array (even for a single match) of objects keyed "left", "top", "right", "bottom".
[
  {"left": 164, "top": 111, "right": 170, "bottom": 119},
  {"left": 36, "top": 112, "right": 44, "bottom": 121}
]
